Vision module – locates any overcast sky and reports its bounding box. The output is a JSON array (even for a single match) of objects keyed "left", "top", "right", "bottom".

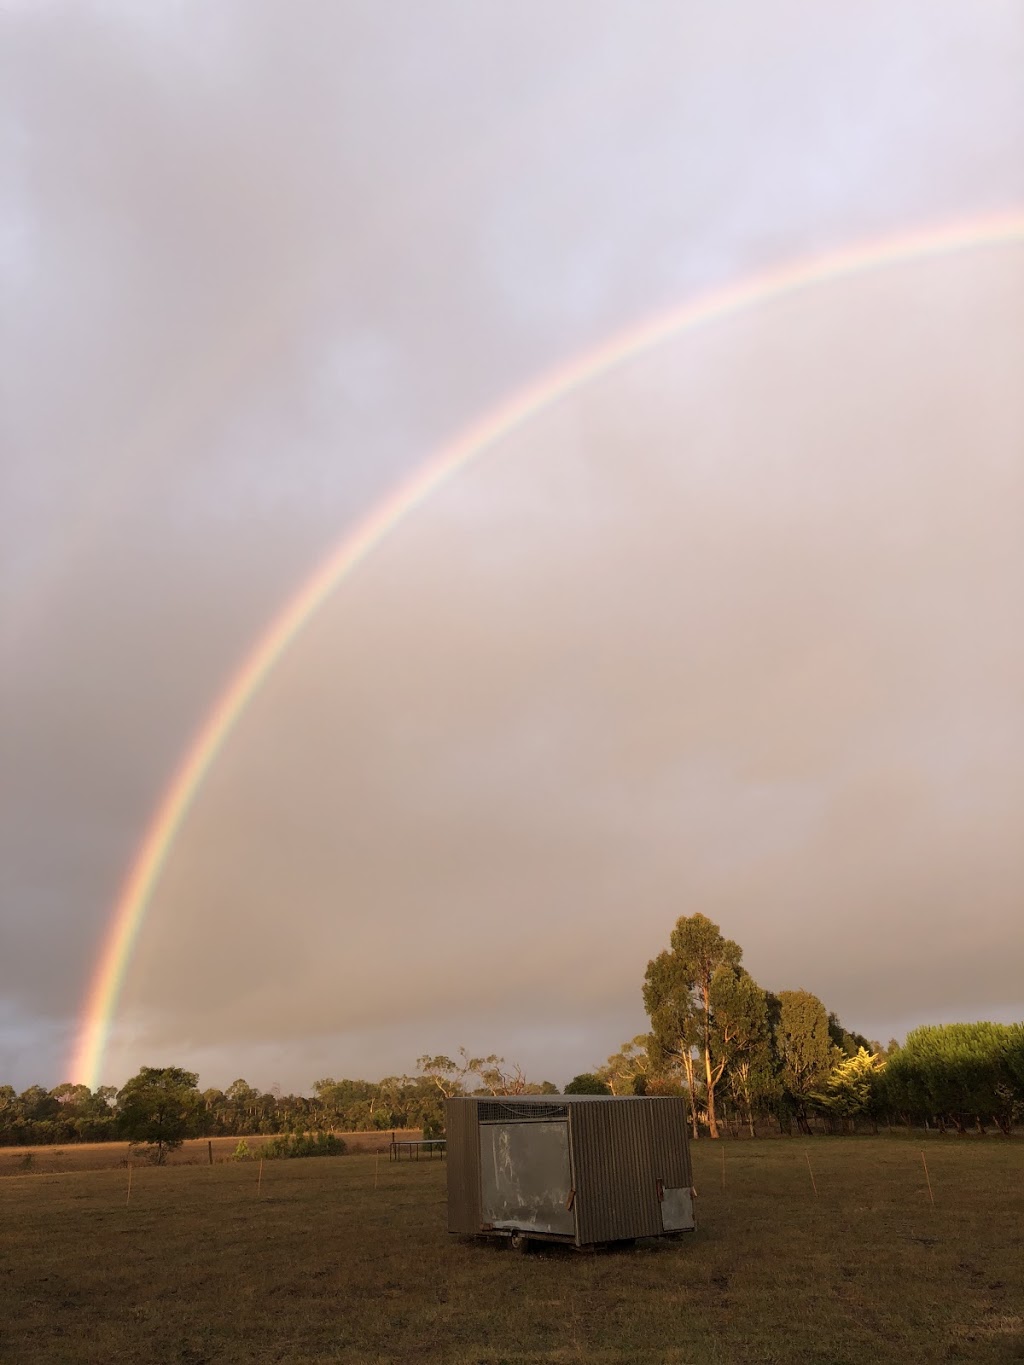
[{"left": 2, "top": 2, "right": 1022, "bottom": 1094}]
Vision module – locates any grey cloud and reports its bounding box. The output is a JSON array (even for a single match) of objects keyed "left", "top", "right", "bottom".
[
  {"left": 110, "top": 250, "right": 1023, "bottom": 1088},
  {"left": 2, "top": 1, "right": 1023, "bottom": 1089}
]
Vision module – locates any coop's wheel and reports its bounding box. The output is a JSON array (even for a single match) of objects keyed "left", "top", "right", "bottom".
[{"left": 509, "top": 1231, "right": 531, "bottom": 1253}]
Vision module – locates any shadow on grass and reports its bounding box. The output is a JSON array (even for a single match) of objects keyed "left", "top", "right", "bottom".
[
  {"left": 457, "top": 1232, "right": 691, "bottom": 1260},
  {"left": 947, "top": 1318, "right": 1024, "bottom": 1363}
]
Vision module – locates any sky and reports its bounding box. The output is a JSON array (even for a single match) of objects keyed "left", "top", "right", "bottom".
[{"left": 2, "top": 1, "right": 1022, "bottom": 1094}]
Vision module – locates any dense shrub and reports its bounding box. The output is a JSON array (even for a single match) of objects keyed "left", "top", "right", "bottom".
[
  {"left": 261, "top": 1132, "right": 347, "bottom": 1159},
  {"left": 564, "top": 1074, "right": 612, "bottom": 1095}
]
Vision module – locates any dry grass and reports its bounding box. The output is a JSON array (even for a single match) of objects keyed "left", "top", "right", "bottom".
[
  {"left": 0, "top": 1130, "right": 418, "bottom": 1176},
  {"left": 1, "top": 1136, "right": 1022, "bottom": 1364}
]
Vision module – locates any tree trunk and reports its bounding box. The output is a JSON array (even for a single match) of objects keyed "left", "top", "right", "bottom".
[
  {"left": 682, "top": 1052, "right": 699, "bottom": 1139},
  {"left": 703, "top": 1046, "right": 720, "bottom": 1139}
]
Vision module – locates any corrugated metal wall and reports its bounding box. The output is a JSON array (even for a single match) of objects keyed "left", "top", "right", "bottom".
[
  {"left": 445, "top": 1096, "right": 691, "bottom": 1244},
  {"left": 570, "top": 1098, "right": 691, "bottom": 1245},
  {"left": 444, "top": 1098, "right": 482, "bottom": 1234},
  {"left": 648, "top": 1097, "right": 692, "bottom": 1189}
]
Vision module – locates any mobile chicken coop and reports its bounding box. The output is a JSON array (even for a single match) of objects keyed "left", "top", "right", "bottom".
[{"left": 445, "top": 1094, "right": 695, "bottom": 1249}]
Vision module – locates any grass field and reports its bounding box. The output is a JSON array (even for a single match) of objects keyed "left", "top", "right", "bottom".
[
  {"left": 2, "top": 1136, "right": 1021, "bottom": 1364},
  {"left": 0, "top": 1131, "right": 419, "bottom": 1177}
]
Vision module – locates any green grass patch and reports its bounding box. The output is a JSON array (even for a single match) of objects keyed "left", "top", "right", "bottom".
[{"left": 1, "top": 1137, "right": 1021, "bottom": 1363}]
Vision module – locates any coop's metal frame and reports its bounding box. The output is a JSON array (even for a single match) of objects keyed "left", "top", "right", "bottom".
[{"left": 445, "top": 1094, "right": 695, "bottom": 1249}]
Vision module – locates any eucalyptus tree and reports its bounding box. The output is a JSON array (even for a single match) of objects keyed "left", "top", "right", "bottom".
[
  {"left": 644, "top": 948, "right": 702, "bottom": 1137},
  {"left": 644, "top": 913, "right": 743, "bottom": 1138},
  {"left": 597, "top": 1036, "right": 656, "bottom": 1096},
  {"left": 712, "top": 971, "right": 776, "bottom": 1136},
  {"left": 417, "top": 1048, "right": 537, "bottom": 1098}
]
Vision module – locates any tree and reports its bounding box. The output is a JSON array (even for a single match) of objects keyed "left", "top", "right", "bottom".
[
  {"left": 417, "top": 1053, "right": 471, "bottom": 1098},
  {"left": 597, "top": 1036, "right": 655, "bottom": 1096},
  {"left": 417, "top": 1049, "right": 534, "bottom": 1098},
  {"left": 811, "top": 1048, "right": 886, "bottom": 1130},
  {"left": 17, "top": 1085, "right": 59, "bottom": 1123},
  {"left": 774, "top": 990, "right": 839, "bottom": 1132},
  {"left": 225, "top": 1078, "right": 261, "bottom": 1130},
  {"left": 313, "top": 1078, "right": 382, "bottom": 1131},
  {"left": 50, "top": 1083, "right": 93, "bottom": 1110},
  {"left": 564, "top": 1074, "right": 611, "bottom": 1095},
  {"left": 827, "top": 1012, "right": 879, "bottom": 1059},
  {"left": 117, "top": 1066, "right": 202, "bottom": 1161},
  {"left": 201, "top": 1088, "right": 228, "bottom": 1133},
  {"left": 644, "top": 914, "right": 742, "bottom": 1138},
  {"left": 884, "top": 1022, "right": 1021, "bottom": 1135},
  {"left": 644, "top": 949, "right": 702, "bottom": 1137},
  {"left": 1005, "top": 1024, "right": 1024, "bottom": 1095},
  {"left": 712, "top": 972, "right": 776, "bottom": 1136},
  {"left": 472, "top": 1057, "right": 531, "bottom": 1096}
]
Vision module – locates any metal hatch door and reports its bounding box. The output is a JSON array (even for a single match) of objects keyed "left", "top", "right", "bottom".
[
  {"left": 661, "top": 1185, "right": 696, "bottom": 1232},
  {"left": 479, "top": 1120, "right": 574, "bottom": 1235}
]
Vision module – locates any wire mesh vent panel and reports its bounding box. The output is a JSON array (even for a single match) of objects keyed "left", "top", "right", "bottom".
[{"left": 477, "top": 1101, "right": 569, "bottom": 1123}]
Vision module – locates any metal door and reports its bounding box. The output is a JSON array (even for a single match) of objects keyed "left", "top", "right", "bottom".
[
  {"left": 479, "top": 1120, "right": 574, "bottom": 1235},
  {"left": 660, "top": 1185, "right": 696, "bottom": 1231}
]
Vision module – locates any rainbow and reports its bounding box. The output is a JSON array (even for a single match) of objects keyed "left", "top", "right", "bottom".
[{"left": 70, "top": 212, "right": 1024, "bottom": 1087}]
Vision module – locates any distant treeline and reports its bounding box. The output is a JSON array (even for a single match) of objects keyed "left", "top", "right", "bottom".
[
  {"left": 4, "top": 1021, "right": 1022, "bottom": 1148},
  {"left": 0, "top": 1074, "right": 450, "bottom": 1149},
  {"left": 4, "top": 916, "right": 1022, "bottom": 1147}
]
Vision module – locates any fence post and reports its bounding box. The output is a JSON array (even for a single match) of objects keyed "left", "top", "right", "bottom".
[{"left": 805, "top": 1152, "right": 818, "bottom": 1196}]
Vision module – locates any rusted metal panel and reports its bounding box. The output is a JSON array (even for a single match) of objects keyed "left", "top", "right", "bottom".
[
  {"left": 480, "top": 1120, "right": 574, "bottom": 1235},
  {"left": 444, "top": 1098, "right": 482, "bottom": 1234},
  {"left": 570, "top": 1097, "right": 691, "bottom": 1245}
]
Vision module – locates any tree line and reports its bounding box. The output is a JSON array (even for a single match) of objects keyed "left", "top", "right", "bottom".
[
  {"left": 592, "top": 914, "right": 1023, "bottom": 1139},
  {"left": 0, "top": 1071, "right": 454, "bottom": 1150},
  {"left": 3, "top": 914, "right": 1021, "bottom": 1149}
]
